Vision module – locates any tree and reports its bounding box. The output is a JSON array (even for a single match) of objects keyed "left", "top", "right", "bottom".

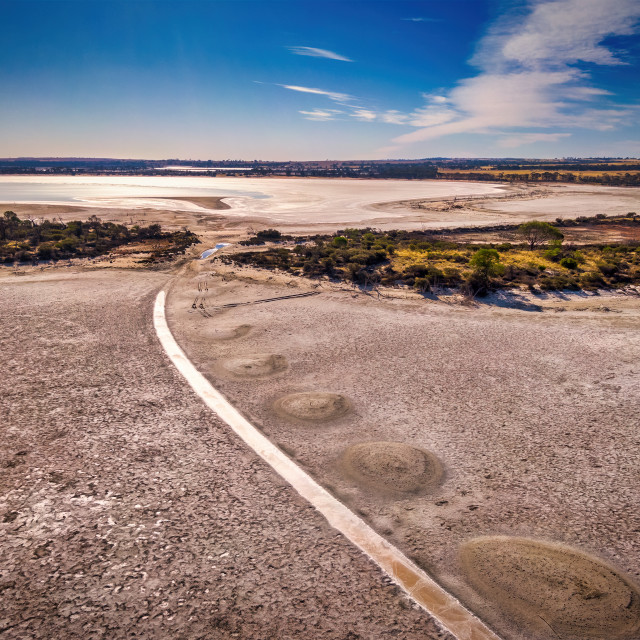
[
  {"left": 469, "top": 248, "right": 505, "bottom": 278},
  {"left": 517, "top": 221, "right": 564, "bottom": 250},
  {"left": 468, "top": 248, "right": 505, "bottom": 294},
  {"left": 256, "top": 228, "right": 282, "bottom": 241},
  {"left": 0, "top": 211, "right": 19, "bottom": 241}
]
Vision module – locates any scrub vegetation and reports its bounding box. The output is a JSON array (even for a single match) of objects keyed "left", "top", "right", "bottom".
[
  {"left": 224, "top": 215, "right": 640, "bottom": 295},
  {"left": 0, "top": 211, "right": 199, "bottom": 264}
]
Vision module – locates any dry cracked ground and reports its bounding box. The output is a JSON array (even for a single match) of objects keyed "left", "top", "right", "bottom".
[
  {"left": 168, "top": 260, "right": 640, "bottom": 640},
  {"left": 0, "top": 268, "right": 452, "bottom": 640}
]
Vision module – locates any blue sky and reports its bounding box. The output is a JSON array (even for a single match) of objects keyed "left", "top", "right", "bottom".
[{"left": 2, "top": 0, "right": 639, "bottom": 159}]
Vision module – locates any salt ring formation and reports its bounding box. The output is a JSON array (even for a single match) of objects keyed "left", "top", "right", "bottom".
[
  {"left": 208, "top": 324, "right": 252, "bottom": 340},
  {"left": 273, "top": 392, "right": 352, "bottom": 422},
  {"left": 461, "top": 536, "right": 640, "bottom": 639},
  {"left": 216, "top": 353, "right": 287, "bottom": 378},
  {"left": 339, "top": 441, "right": 443, "bottom": 495}
]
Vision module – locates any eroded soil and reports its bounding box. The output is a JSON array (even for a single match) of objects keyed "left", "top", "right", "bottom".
[
  {"left": 168, "top": 259, "right": 640, "bottom": 640},
  {"left": 0, "top": 268, "right": 452, "bottom": 640}
]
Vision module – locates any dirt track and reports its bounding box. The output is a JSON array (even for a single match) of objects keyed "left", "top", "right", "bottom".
[{"left": 0, "top": 269, "right": 451, "bottom": 639}]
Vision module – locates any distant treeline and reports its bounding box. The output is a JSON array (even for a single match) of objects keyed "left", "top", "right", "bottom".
[
  {"left": 488, "top": 163, "right": 640, "bottom": 172},
  {"left": 438, "top": 171, "right": 640, "bottom": 186},
  {"left": 0, "top": 211, "right": 199, "bottom": 264},
  {"left": 2, "top": 157, "right": 639, "bottom": 185}
]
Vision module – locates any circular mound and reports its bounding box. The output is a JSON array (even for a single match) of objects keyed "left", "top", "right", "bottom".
[
  {"left": 218, "top": 354, "right": 287, "bottom": 378},
  {"left": 339, "top": 441, "right": 442, "bottom": 495},
  {"left": 273, "top": 392, "right": 351, "bottom": 422},
  {"left": 209, "top": 324, "right": 252, "bottom": 340},
  {"left": 461, "top": 536, "right": 640, "bottom": 639}
]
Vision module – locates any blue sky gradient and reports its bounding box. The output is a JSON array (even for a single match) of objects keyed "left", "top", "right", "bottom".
[{"left": 2, "top": 0, "right": 639, "bottom": 159}]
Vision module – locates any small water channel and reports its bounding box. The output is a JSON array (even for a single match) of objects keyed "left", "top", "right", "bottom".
[{"left": 200, "top": 243, "right": 230, "bottom": 259}]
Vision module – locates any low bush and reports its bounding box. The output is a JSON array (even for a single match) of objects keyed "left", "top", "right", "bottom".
[{"left": 560, "top": 257, "right": 578, "bottom": 270}]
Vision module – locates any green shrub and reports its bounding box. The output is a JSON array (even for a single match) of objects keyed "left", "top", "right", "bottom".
[
  {"left": 55, "top": 236, "right": 80, "bottom": 252},
  {"left": 469, "top": 248, "right": 504, "bottom": 274},
  {"left": 560, "top": 257, "right": 578, "bottom": 270},
  {"left": 256, "top": 229, "right": 282, "bottom": 241},
  {"left": 572, "top": 250, "right": 585, "bottom": 263},
  {"left": 580, "top": 272, "right": 605, "bottom": 289},
  {"left": 442, "top": 267, "right": 462, "bottom": 284},
  {"left": 539, "top": 274, "right": 579, "bottom": 290},
  {"left": 544, "top": 247, "right": 562, "bottom": 262},
  {"left": 597, "top": 261, "right": 618, "bottom": 276},
  {"left": 37, "top": 243, "right": 55, "bottom": 259}
]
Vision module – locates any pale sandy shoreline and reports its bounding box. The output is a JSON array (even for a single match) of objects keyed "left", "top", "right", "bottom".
[{"left": 2, "top": 178, "right": 638, "bottom": 238}]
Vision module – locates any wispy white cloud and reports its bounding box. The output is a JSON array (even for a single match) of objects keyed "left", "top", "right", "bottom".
[
  {"left": 381, "top": 110, "right": 409, "bottom": 125},
  {"left": 350, "top": 109, "right": 377, "bottom": 122},
  {"left": 499, "top": 132, "right": 572, "bottom": 148},
  {"left": 390, "top": 0, "right": 640, "bottom": 148},
  {"left": 402, "top": 17, "right": 441, "bottom": 23},
  {"left": 328, "top": 94, "right": 458, "bottom": 128},
  {"left": 408, "top": 102, "right": 457, "bottom": 127},
  {"left": 288, "top": 46, "right": 352, "bottom": 62},
  {"left": 300, "top": 109, "right": 344, "bottom": 121},
  {"left": 279, "top": 84, "right": 354, "bottom": 105},
  {"left": 422, "top": 93, "right": 449, "bottom": 104},
  {"left": 496, "top": 0, "right": 639, "bottom": 68}
]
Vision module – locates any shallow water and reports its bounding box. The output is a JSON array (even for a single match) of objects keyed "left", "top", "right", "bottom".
[
  {"left": 200, "top": 243, "right": 230, "bottom": 259},
  {"left": 0, "top": 176, "right": 266, "bottom": 205},
  {"left": 0, "top": 175, "right": 504, "bottom": 225},
  {"left": 3, "top": 176, "right": 639, "bottom": 229}
]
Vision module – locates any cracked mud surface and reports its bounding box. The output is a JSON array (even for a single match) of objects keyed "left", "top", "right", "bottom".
[
  {"left": 0, "top": 269, "right": 452, "bottom": 640},
  {"left": 169, "top": 264, "right": 640, "bottom": 640}
]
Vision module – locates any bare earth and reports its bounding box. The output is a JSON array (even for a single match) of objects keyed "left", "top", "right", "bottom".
[
  {"left": 0, "top": 268, "right": 451, "bottom": 640},
  {"left": 167, "top": 259, "right": 640, "bottom": 640},
  {"left": 3, "top": 177, "right": 640, "bottom": 639}
]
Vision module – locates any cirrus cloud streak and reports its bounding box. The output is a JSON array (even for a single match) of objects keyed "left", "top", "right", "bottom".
[{"left": 288, "top": 46, "right": 352, "bottom": 62}]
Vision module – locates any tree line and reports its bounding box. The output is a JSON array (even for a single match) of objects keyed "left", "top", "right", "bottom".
[{"left": 0, "top": 211, "right": 199, "bottom": 264}]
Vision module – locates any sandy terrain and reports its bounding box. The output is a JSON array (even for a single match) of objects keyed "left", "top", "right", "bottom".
[
  {"left": 0, "top": 268, "right": 452, "bottom": 639},
  {"left": 388, "top": 183, "right": 640, "bottom": 226},
  {"left": 3, "top": 177, "right": 640, "bottom": 639},
  {"left": 167, "top": 258, "right": 640, "bottom": 640},
  {"left": 157, "top": 196, "right": 231, "bottom": 209}
]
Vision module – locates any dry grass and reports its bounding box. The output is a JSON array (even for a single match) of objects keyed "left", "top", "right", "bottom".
[{"left": 393, "top": 246, "right": 611, "bottom": 279}]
